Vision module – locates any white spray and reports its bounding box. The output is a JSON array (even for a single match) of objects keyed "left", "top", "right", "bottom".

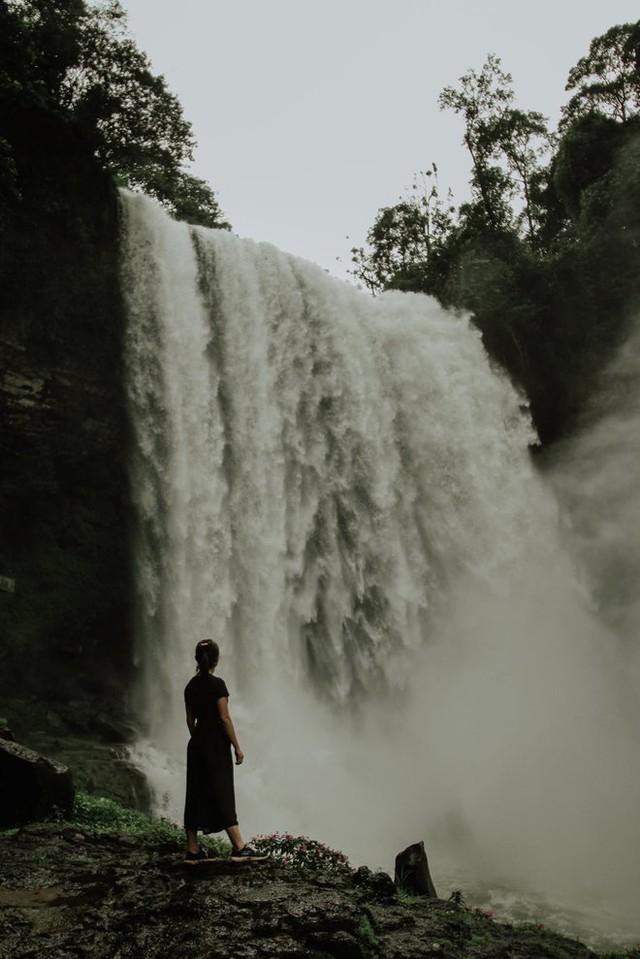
[{"left": 120, "top": 191, "right": 639, "bottom": 946}]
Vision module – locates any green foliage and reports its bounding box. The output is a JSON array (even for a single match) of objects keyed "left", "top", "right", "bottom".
[
  {"left": 350, "top": 163, "right": 456, "bottom": 295},
  {"left": 166, "top": 170, "right": 231, "bottom": 229},
  {"left": 67, "top": 792, "right": 226, "bottom": 855},
  {"left": 355, "top": 913, "right": 379, "bottom": 951},
  {"left": 69, "top": 792, "right": 180, "bottom": 841},
  {"left": 438, "top": 55, "right": 515, "bottom": 233},
  {"left": 1, "top": 0, "right": 86, "bottom": 103},
  {"left": 353, "top": 23, "right": 640, "bottom": 446},
  {"left": 550, "top": 113, "right": 630, "bottom": 224},
  {"left": 351, "top": 200, "right": 429, "bottom": 294},
  {"left": 439, "top": 54, "right": 553, "bottom": 241},
  {"left": 394, "top": 884, "right": 417, "bottom": 904},
  {"left": 251, "top": 832, "right": 352, "bottom": 873},
  {"left": 1, "top": 0, "right": 228, "bottom": 228},
  {"left": 562, "top": 21, "right": 640, "bottom": 126}
]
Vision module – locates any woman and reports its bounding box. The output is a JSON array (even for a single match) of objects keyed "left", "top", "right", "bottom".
[{"left": 183, "top": 639, "right": 267, "bottom": 863}]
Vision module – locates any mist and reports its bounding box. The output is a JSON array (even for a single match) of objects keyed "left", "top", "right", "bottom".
[
  {"left": 549, "top": 318, "right": 640, "bottom": 658},
  {"left": 232, "top": 561, "right": 639, "bottom": 935}
]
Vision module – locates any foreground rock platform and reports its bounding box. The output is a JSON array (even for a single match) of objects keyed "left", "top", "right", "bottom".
[{"left": 0, "top": 822, "right": 601, "bottom": 959}]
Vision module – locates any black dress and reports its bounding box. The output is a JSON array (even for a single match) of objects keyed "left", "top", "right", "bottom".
[{"left": 183, "top": 673, "right": 238, "bottom": 833}]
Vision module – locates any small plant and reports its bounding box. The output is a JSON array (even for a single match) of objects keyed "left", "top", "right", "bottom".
[
  {"left": 250, "top": 832, "right": 351, "bottom": 873},
  {"left": 395, "top": 885, "right": 417, "bottom": 904},
  {"left": 356, "top": 913, "right": 379, "bottom": 951}
]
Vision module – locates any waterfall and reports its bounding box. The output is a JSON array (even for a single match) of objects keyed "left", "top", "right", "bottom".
[{"left": 120, "top": 190, "right": 639, "bottom": 946}]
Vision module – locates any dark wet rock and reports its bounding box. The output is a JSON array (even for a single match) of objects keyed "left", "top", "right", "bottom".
[
  {"left": 0, "top": 721, "right": 15, "bottom": 742},
  {"left": 1, "top": 699, "right": 152, "bottom": 812},
  {"left": 0, "top": 824, "right": 603, "bottom": 959},
  {"left": 395, "top": 840, "right": 438, "bottom": 898},
  {"left": 0, "top": 739, "right": 74, "bottom": 826},
  {"left": 56, "top": 701, "right": 137, "bottom": 745},
  {"left": 352, "top": 864, "right": 396, "bottom": 901}
]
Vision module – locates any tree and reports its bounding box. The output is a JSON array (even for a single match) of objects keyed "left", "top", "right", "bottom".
[
  {"left": 349, "top": 164, "right": 456, "bottom": 294},
  {"left": 1, "top": 0, "right": 228, "bottom": 228},
  {"left": 439, "top": 54, "right": 553, "bottom": 242},
  {"left": 164, "top": 171, "right": 230, "bottom": 229},
  {"left": 562, "top": 21, "right": 640, "bottom": 126},
  {"left": 2, "top": 0, "right": 86, "bottom": 99},
  {"left": 350, "top": 201, "right": 429, "bottom": 294}
]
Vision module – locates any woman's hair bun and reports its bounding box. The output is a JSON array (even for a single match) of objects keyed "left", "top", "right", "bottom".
[{"left": 195, "top": 639, "right": 219, "bottom": 674}]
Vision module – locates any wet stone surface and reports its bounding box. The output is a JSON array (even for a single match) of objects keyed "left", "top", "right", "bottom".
[{"left": 0, "top": 823, "right": 601, "bottom": 959}]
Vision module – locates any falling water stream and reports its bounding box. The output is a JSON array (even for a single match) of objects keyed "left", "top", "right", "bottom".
[{"left": 120, "top": 191, "right": 640, "bottom": 949}]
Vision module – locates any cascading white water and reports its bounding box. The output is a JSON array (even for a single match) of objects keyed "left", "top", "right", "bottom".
[{"left": 120, "top": 190, "right": 639, "bottom": 947}]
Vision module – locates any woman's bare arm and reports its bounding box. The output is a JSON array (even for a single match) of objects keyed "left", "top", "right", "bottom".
[{"left": 217, "top": 697, "right": 244, "bottom": 764}]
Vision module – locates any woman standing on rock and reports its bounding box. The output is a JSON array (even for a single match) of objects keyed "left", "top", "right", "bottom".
[{"left": 183, "top": 639, "right": 267, "bottom": 864}]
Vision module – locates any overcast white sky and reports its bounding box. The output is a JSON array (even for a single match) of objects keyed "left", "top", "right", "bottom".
[{"left": 121, "top": 0, "right": 639, "bottom": 280}]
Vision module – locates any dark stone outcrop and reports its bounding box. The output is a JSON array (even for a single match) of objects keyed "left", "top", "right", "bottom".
[
  {"left": 394, "top": 841, "right": 438, "bottom": 898},
  {"left": 0, "top": 720, "right": 15, "bottom": 741},
  {"left": 0, "top": 698, "right": 151, "bottom": 813},
  {"left": 0, "top": 740, "right": 74, "bottom": 826},
  {"left": 0, "top": 823, "right": 604, "bottom": 959}
]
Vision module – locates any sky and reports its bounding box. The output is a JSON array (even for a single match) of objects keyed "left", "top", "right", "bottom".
[{"left": 121, "top": 0, "right": 640, "bottom": 280}]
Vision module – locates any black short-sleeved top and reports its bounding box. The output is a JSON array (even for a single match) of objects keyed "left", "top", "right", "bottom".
[{"left": 184, "top": 674, "right": 230, "bottom": 734}]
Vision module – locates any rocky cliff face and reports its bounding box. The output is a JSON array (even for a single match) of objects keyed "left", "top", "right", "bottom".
[{"left": 0, "top": 133, "right": 134, "bottom": 728}]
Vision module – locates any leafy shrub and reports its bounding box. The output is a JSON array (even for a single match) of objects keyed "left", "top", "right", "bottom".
[
  {"left": 70, "top": 792, "right": 179, "bottom": 841},
  {"left": 250, "top": 832, "right": 351, "bottom": 873},
  {"left": 68, "top": 792, "right": 229, "bottom": 854}
]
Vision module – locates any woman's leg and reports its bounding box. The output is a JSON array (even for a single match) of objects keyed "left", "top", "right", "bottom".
[
  {"left": 226, "top": 824, "right": 245, "bottom": 851},
  {"left": 186, "top": 828, "right": 199, "bottom": 854}
]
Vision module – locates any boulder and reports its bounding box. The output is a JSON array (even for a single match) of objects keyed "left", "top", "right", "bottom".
[
  {"left": 394, "top": 840, "right": 438, "bottom": 898},
  {"left": 0, "top": 738, "right": 74, "bottom": 826},
  {"left": 0, "top": 721, "right": 15, "bottom": 742}
]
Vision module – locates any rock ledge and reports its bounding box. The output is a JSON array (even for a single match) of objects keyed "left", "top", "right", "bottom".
[{"left": 0, "top": 822, "right": 603, "bottom": 959}]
